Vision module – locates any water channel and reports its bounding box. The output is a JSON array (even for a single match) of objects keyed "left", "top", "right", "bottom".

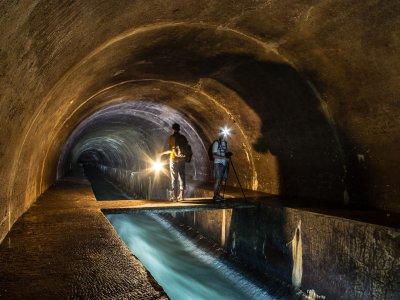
[{"left": 106, "top": 212, "right": 279, "bottom": 300}]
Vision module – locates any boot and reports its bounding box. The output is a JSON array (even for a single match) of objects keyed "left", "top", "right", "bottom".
[
  {"left": 177, "top": 190, "right": 184, "bottom": 201},
  {"left": 169, "top": 190, "right": 177, "bottom": 202}
]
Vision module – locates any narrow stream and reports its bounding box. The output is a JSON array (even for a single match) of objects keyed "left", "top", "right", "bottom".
[{"left": 106, "top": 212, "right": 278, "bottom": 300}]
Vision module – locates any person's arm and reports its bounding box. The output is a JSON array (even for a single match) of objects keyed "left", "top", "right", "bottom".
[
  {"left": 160, "top": 150, "right": 171, "bottom": 156},
  {"left": 212, "top": 141, "right": 229, "bottom": 161},
  {"left": 225, "top": 141, "right": 232, "bottom": 158},
  {"left": 213, "top": 152, "right": 228, "bottom": 160},
  {"left": 213, "top": 152, "right": 229, "bottom": 160}
]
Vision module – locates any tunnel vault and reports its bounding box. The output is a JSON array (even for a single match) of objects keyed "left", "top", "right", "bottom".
[{"left": 1, "top": 0, "right": 399, "bottom": 243}]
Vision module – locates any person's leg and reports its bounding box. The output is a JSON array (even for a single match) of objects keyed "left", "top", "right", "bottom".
[
  {"left": 214, "top": 178, "right": 222, "bottom": 196},
  {"left": 213, "top": 163, "right": 224, "bottom": 200},
  {"left": 221, "top": 163, "right": 229, "bottom": 197},
  {"left": 177, "top": 161, "right": 186, "bottom": 200},
  {"left": 223, "top": 163, "right": 229, "bottom": 180},
  {"left": 169, "top": 161, "right": 178, "bottom": 201}
]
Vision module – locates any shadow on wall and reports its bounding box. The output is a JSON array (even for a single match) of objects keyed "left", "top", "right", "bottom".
[
  {"left": 204, "top": 55, "right": 351, "bottom": 206},
  {"left": 109, "top": 32, "right": 363, "bottom": 205}
]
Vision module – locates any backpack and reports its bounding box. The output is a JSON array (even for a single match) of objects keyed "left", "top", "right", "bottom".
[
  {"left": 208, "top": 140, "right": 217, "bottom": 161},
  {"left": 185, "top": 144, "right": 193, "bottom": 163},
  {"left": 171, "top": 133, "right": 192, "bottom": 163}
]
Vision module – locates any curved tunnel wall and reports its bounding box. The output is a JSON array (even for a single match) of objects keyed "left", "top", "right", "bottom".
[{"left": 1, "top": 1, "right": 399, "bottom": 242}]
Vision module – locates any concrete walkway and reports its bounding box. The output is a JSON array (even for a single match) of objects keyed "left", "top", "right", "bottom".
[{"left": 0, "top": 178, "right": 171, "bottom": 300}]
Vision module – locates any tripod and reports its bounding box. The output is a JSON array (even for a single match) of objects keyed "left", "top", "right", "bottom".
[{"left": 222, "top": 158, "right": 247, "bottom": 202}]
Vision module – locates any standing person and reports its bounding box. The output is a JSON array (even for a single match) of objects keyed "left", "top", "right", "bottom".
[
  {"left": 212, "top": 129, "right": 232, "bottom": 202},
  {"left": 160, "top": 123, "right": 189, "bottom": 202}
]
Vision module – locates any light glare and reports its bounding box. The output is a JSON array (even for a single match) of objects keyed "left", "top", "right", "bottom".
[
  {"left": 152, "top": 160, "right": 164, "bottom": 172},
  {"left": 221, "top": 126, "right": 231, "bottom": 137}
]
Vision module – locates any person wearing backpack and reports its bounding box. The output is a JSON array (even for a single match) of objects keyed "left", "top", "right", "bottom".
[
  {"left": 160, "top": 123, "right": 191, "bottom": 202},
  {"left": 211, "top": 129, "right": 232, "bottom": 202}
]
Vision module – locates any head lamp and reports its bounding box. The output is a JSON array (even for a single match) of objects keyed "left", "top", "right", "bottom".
[{"left": 220, "top": 126, "right": 231, "bottom": 137}]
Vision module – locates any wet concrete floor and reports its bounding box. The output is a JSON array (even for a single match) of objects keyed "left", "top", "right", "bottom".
[{"left": 0, "top": 177, "right": 171, "bottom": 299}]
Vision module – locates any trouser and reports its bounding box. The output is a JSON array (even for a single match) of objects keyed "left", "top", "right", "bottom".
[
  {"left": 214, "top": 162, "right": 229, "bottom": 196},
  {"left": 170, "top": 159, "right": 186, "bottom": 195},
  {"left": 214, "top": 162, "right": 229, "bottom": 180}
]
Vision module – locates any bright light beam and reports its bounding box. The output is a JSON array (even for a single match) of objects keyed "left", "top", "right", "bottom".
[{"left": 139, "top": 151, "right": 169, "bottom": 177}]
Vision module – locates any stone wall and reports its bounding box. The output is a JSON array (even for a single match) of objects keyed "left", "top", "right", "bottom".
[{"left": 173, "top": 206, "right": 400, "bottom": 299}]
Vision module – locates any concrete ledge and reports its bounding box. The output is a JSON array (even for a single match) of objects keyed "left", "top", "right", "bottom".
[{"left": 172, "top": 203, "right": 400, "bottom": 299}]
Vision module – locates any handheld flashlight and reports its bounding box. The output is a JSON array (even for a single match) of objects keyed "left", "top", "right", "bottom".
[{"left": 152, "top": 160, "right": 164, "bottom": 172}]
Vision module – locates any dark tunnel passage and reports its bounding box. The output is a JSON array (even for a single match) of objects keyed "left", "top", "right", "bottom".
[{"left": 1, "top": 2, "right": 400, "bottom": 299}]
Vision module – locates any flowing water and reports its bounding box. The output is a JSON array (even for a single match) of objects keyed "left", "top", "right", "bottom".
[{"left": 106, "top": 212, "right": 279, "bottom": 300}]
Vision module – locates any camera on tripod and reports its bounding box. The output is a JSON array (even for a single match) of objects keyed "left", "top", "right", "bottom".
[{"left": 225, "top": 151, "right": 233, "bottom": 158}]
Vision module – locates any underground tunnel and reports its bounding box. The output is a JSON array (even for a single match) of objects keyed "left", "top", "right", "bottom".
[{"left": 0, "top": 1, "right": 399, "bottom": 299}]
